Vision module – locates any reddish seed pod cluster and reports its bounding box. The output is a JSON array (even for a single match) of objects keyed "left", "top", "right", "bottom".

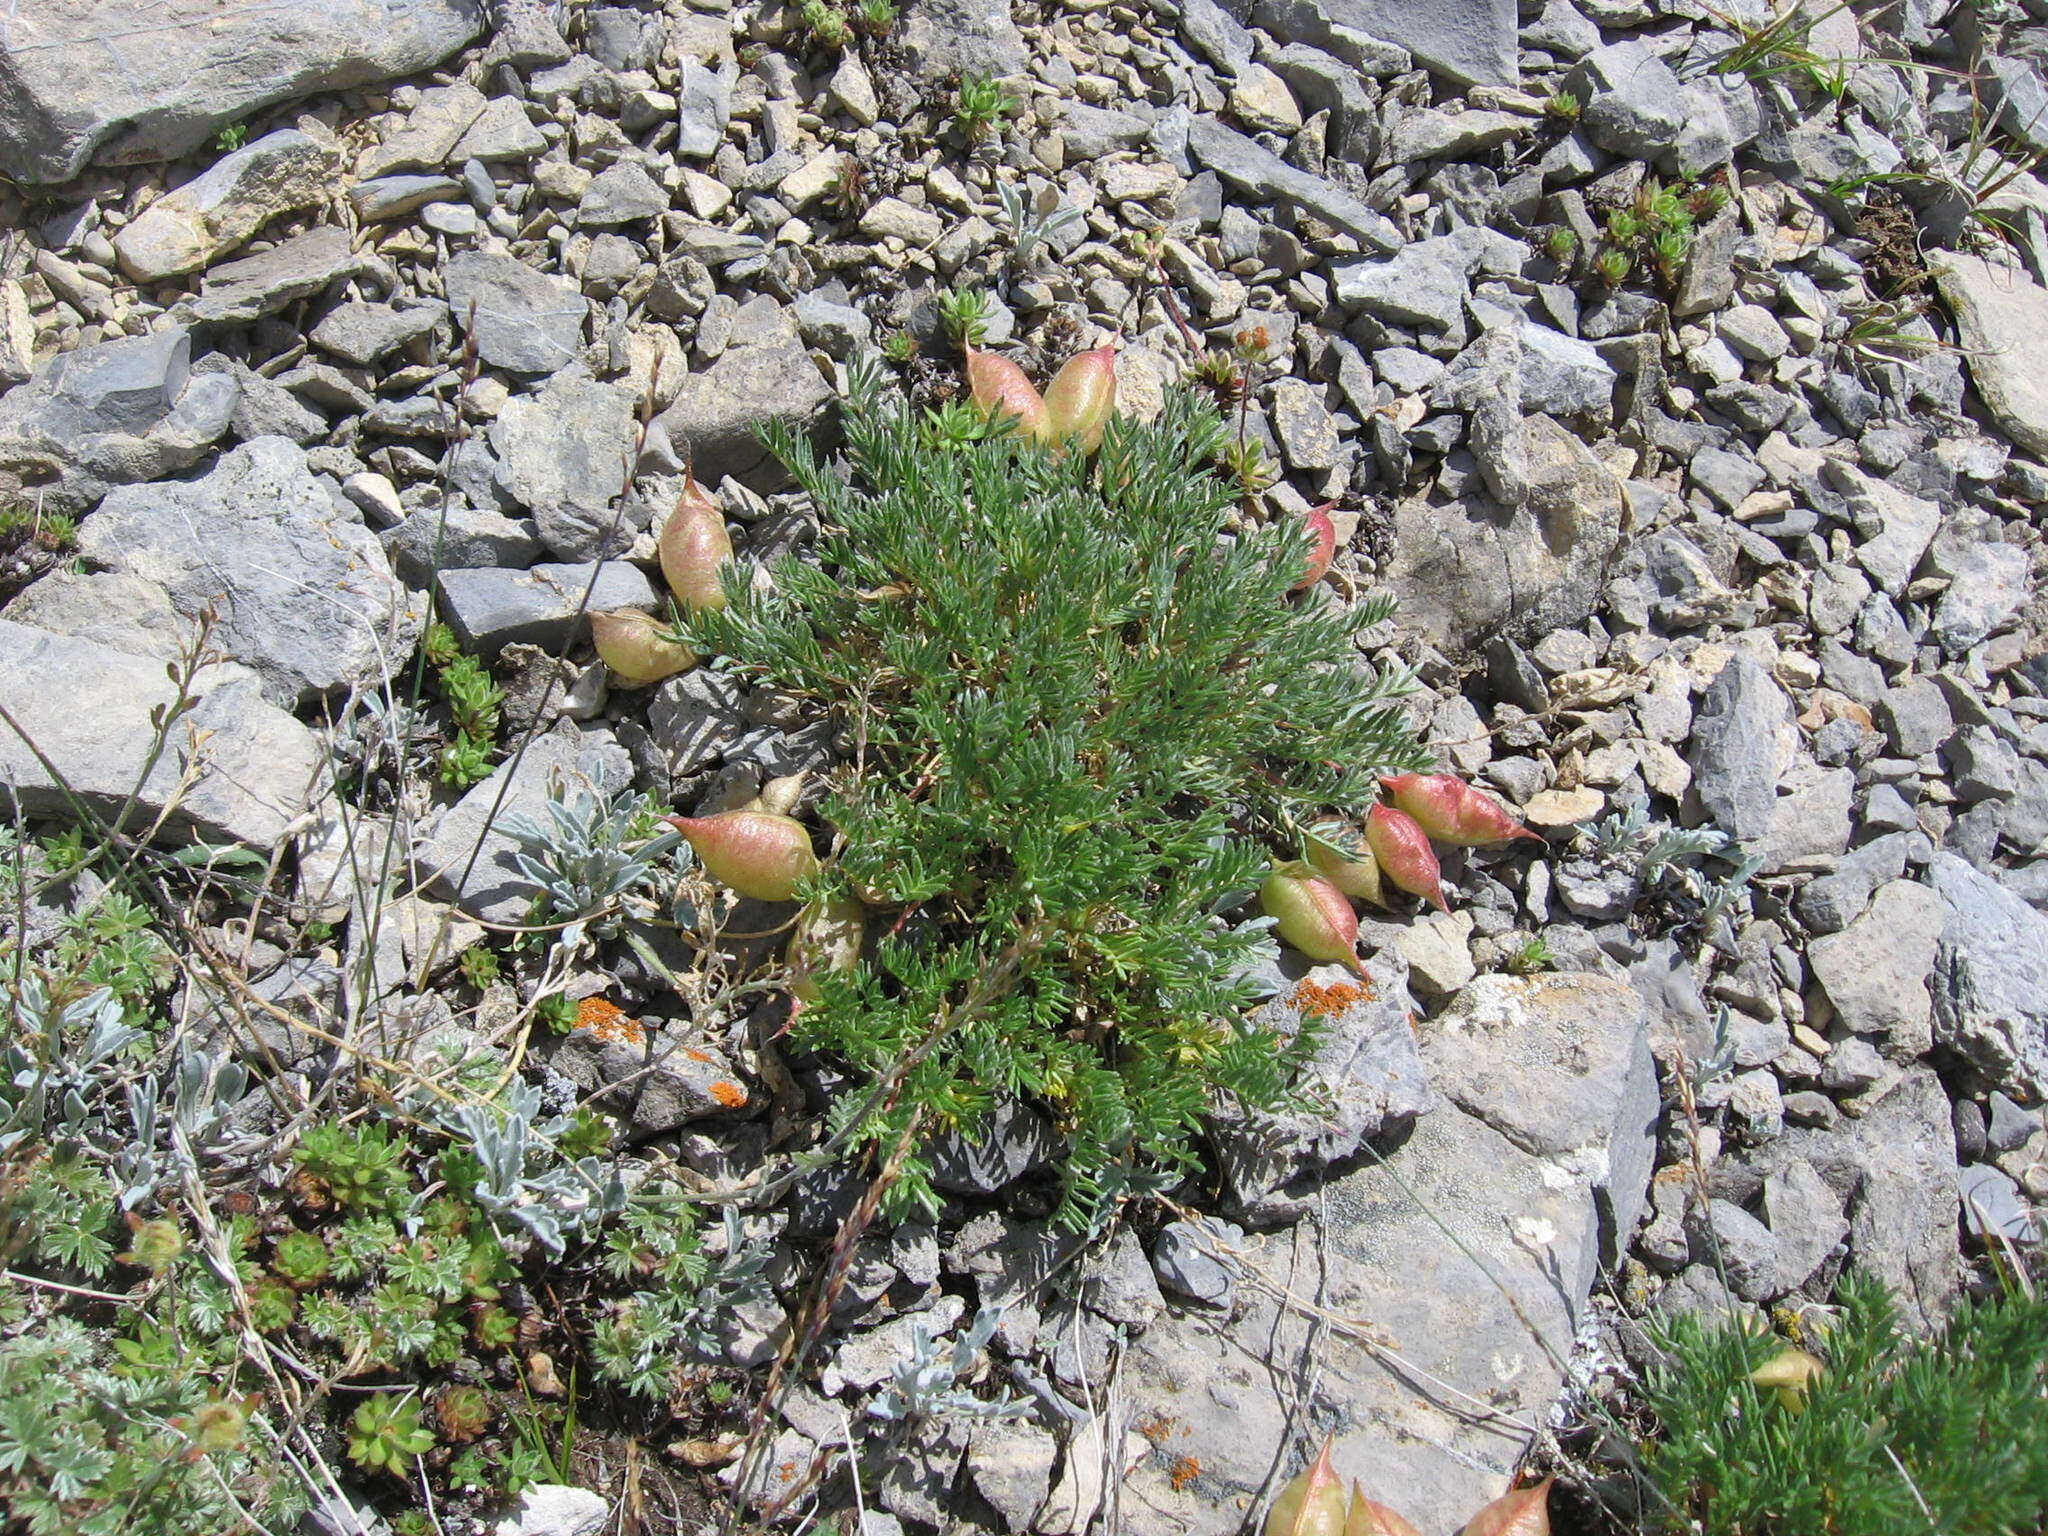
[
  {"left": 1265, "top": 775, "right": 1544, "bottom": 971},
  {"left": 967, "top": 344, "right": 1119, "bottom": 451},
  {"left": 1264, "top": 1437, "right": 1552, "bottom": 1536}
]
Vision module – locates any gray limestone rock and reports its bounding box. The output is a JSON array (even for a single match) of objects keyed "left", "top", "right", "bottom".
[
  {"left": 1685, "top": 1199, "right": 1778, "bottom": 1302},
  {"left": 549, "top": 1018, "right": 752, "bottom": 1133},
  {"left": 1186, "top": 116, "right": 1403, "bottom": 253},
  {"left": 1929, "top": 852, "right": 2048, "bottom": 1098},
  {"left": 0, "top": 327, "right": 237, "bottom": 514},
  {"left": 0, "top": 623, "right": 320, "bottom": 849},
  {"left": 1151, "top": 1217, "right": 1242, "bottom": 1307},
  {"left": 356, "top": 82, "right": 487, "bottom": 179},
  {"left": 1689, "top": 655, "right": 1793, "bottom": 847},
  {"left": 1932, "top": 542, "right": 2029, "bottom": 655},
  {"left": 1123, "top": 972, "right": 1653, "bottom": 1536},
  {"left": 1379, "top": 414, "right": 1628, "bottom": 653},
  {"left": 312, "top": 300, "right": 446, "bottom": 366},
  {"left": 1265, "top": 0, "right": 1515, "bottom": 87},
  {"left": 186, "top": 226, "right": 393, "bottom": 328},
  {"left": 2, "top": 570, "right": 188, "bottom": 659},
  {"left": 1333, "top": 238, "right": 1469, "bottom": 330},
  {"left": 1564, "top": 41, "right": 1687, "bottom": 160},
  {"left": 1764, "top": 1157, "right": 1849, "bottom": 1294},
  {"left": 1210, "top": 953, "right": 1431, "bottom": 1224},
  {"left": 435, "top": 561, "right": 660, "bottom": 659},
  {"left": 0, "top": 0, "right": 483, "bottom": 183},
  {"left": 444, "top": 251, "right": 589, "bottom": 375},
  {"left": 384, "top": 502, "right": 543, "bottom": 586},
  {"left": 1932, "top": 249, "right": 2048, "bottom": 458},
  {"left": 896, "top": 0, "right": 1029, "bottom": 87},
  {"left": 1425, "top": 971, "right": 1660, "bottom": 1268},
  {"left": 418, "top": 724, "right": 633, "bottom": 922},
  {"left": 653, "top": 303, "right": 834, "bottom": 483},
  {"left": 488, "top": 374, "right": 640, "bottom": 559},
  {"left": 928, "top": 1099, "right": 1063, "bottom": 1195},
  {"left": 79, "top": 436, "right": 415, "bottom": 707},
  {"left": 1808, "top": 879, "right": 1945, "bottom": 1052},
  {"left": 113, "top": 129, "right": 341, "bottom": 282}
]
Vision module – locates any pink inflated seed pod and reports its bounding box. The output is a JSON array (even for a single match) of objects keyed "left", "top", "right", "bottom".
[
  {"left": 1260, "top": 863, "right": 1365, "bottom": 975},
  {"left": 1290, "top": 502, "right": 1338, "bottom": 591},
  {"left": 965, "top": 346, "right": 1049, "bottom": 438},
  {"left": 1041, "top": 344, "right": 1117, "bottom": 453},
  {"left": 1380, "top": 773, "right": 1544, "bottom": 847},
  {"left": 1364, "top": 803, "right": 1449, "bottom": 914},
  {"left": 658, "top": 474, "right": 735, "bottom": 612},
  {"left": 588, "top": 609, "right": 696, "bottom": 685},
  {"left": 665, "top": 811, "right": 820, "bottom": 901},
  {"left": 1263, "top": 1438, "right": 1348, "bottom": 1536}
]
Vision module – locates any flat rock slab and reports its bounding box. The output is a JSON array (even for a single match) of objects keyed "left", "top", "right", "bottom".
[
  {"left": 112, "top": 128, "right": 340, "bottom": 282},
  {"left": 0, "top": 0, "right": 483, "bottom": 183},
  {"left": 0, "top": 325, "right": 238, "bottom": 513},
  {"left": 653, "top": 307, "right": 835, "bottom": 483},
  {"left": 418, "top": 726, "right": 633, "bottom": 922},
  {"left": 0, "top": 621, "right": 320, "bottom": 848},
  {"left": 79, "top": 435, "right": 416, "bottom": 707},
  {"left": 1122, "top": 972, "right": 1654, "bottom": 1536},
  {"left": 1929, "top": 852, "right": 2048, "bottom": 1098},
  {"left": 1380, "top": 415, "right": 1627, "bottom": 653},
  {"left": 1317, "top": 0, "right": 1517, "bottom": 87},
  {"left": 1932, "top": 251, "right": 2048, "bottom": 458},
  {"left": 444, "top": 250, "right": 589, "bottom": 375},
  {"left": 185, "top": 226, "right": 393, "bottom": 328}
]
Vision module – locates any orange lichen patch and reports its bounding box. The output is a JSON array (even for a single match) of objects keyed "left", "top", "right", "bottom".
[
  {"left": 575, "top": 996, "right": 646, "bottom": 1046},
  {"left": 1291, "top": 976, "right": 1373, "bottom": 1018},
  {"left": 1136, "top": 1412, "right": 1181, "bottom": 1444},
  {"left": 683, "top": 1046, "right": 714, "bottom": 1063},
  {"left": 1168, "top": 1455, "right": 1202, "bottom": 1492},
  {"left": 708, "top": 1080, "right": 748, "bottom": 1109}
]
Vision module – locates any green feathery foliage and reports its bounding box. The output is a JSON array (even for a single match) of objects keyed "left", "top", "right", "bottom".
[
  {"left": 687, "top": 362, "right": 1427, "bottom": 1226},
  {"left": 1639, "top": 1269, "right": 2048, "bottom": 1536}
]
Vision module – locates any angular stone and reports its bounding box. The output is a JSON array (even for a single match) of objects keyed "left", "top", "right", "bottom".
[
  {"left": 1932, "top": 541, "right": 2029, "bottom": 654},
  {"left": 357, "top": 82, "right": 487, "bottom": 179},
  {"left": 1929, "top": 852, "right": 2048, "bottom": 1098},
  {"left": 1564, "top": 41, "right": 1688, "bottom": 159},
  {"left": 1187, "top": 116, "right": 1402, "bottom": 252},
  {"left": 1333, "top": 238, "right": 1469, "bottom": 330},
  {"left": 1209, "top": 953, "right": 1431, "bottom": 1224},
  {"left": 488, "top": 374, "right": 639, "bottom": 559},
  {"left": 653, "top": 305, "right": 834, "bottom": 483},
  {"left": 896, "top": 0, "right": 1029, "bottom": 87},
  {"left": 1380, "top": 415, "right": 1627, "bottom": 653},
  {"left": 1808, "top": 880, "right": 1944, "bottom": 1054},
  {"left": 2, "top": 569, "right": 188, "bottom": 658},
  {"left": 113, "top": 129, "right": 340, "bottom": 282},
  {"left": 1124, "top": 970, "right": 1650, "bottom": 1536},
  {"left": 1764, "top": 1157, "right": 1848, "bottom": 1294},
  {"left": 0, "top": 0, "right": 483, "bottom": 183},
  {"left": 188, "top": 226, "right": 392, "bottom": 327},
  {"left": 348, "top": 173, "right": 463, "bottom": 223},
  {"left": 435, "top": 561, "right": 661, "bottom": 660},
  {"left": 79, "top": 436, "right": 415, "bottom": 707},
  {"left": 577, "top": 163, "right": 671, "bottom": 227},
  {"left": 451, "top": 95, "right": 549, "bottom": 163},
  {"left": 1689, "top": 654, "right": 1793, "bottom": 847},
  {"left": 0, "top": 622, "right": 319, "bottom": 849},
  {"left": 444, "top": 251, "right": 589, "bottom": 375},
  {"left": 1932, "top": 249, "right": 2048, "bottom": 457},
  {"left": 1426, "top": 972, "right": 1659, "bottom": 1267},
  {"left": 550, "top": 1017, "right": 750, "bottom": 1133},
  {"left": 1268, "top": 0, "right": 1515, "bottom": 87},
  {"left": 418, "top": 724, "right": 633, "bottom": 922},
  {"left": 311, "top": 299, "right": 445, "bottom": 366}
]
